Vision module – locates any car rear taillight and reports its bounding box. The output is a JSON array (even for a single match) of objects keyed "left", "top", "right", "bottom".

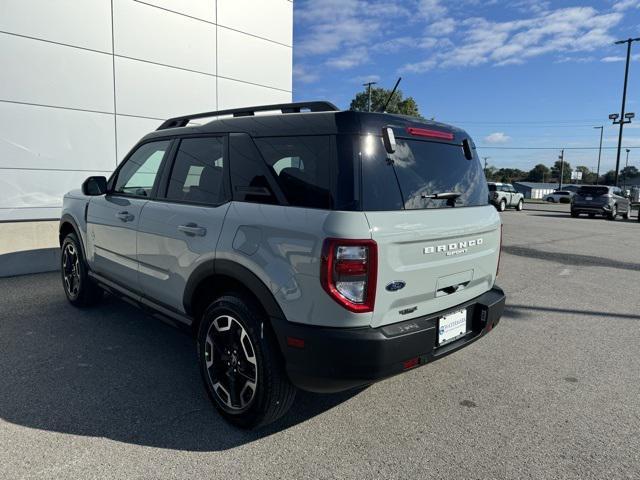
[
  {"left": 496, "top": 224, "right": 503, "bottom": 277},
  {"left": 320, "top": 239, "right": 377, "bottom": 313}
]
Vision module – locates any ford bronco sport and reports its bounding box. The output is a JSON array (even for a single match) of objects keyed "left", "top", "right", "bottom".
[
  {"left": 59, "top": 102, "right": 505, "bottom": 428},
  {"left": 488, "top": 182, "right": 524, "bottom": 211}
]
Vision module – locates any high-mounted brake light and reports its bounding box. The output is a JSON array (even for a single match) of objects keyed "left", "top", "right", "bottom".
[
  {"left": 406, "top": 127, "right": 455, "bottom": 141},
  {"left": 320, "top": 239, "right": 378, "bottom": 313}
]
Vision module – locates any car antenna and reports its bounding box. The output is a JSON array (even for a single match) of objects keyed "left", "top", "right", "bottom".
[{"left": 379, "top": 77, "right": 402, "bottom": 113}]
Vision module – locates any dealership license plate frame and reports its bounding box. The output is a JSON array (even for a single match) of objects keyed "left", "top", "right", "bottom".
[{"left": 438, "top": 309, "right": 468, "bottom": 346}]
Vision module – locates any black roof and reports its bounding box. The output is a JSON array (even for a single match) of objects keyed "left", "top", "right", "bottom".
[{"left": 142, "top": 108, "right": 467, "bottom": 143}]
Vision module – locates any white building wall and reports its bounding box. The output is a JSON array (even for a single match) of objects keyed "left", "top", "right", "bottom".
[{"left": 0, "top": 0, "right": 293, "bottom": 221}]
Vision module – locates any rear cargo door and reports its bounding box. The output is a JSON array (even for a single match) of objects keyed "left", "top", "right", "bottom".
[{"left": 360, "top": 133, "right": 501, "bottom": 328}]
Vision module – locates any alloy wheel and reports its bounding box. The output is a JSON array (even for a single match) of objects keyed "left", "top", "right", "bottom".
[
  {"left": 62, "top": 243, "right": 81, "bottom": 298},
  {"left": 204, "top": 315, "right": 258, "bottom": 413}
]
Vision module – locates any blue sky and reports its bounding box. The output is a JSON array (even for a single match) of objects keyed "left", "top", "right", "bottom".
[{"left": 292, "top": 0, "right": 640, "bottom": 172}]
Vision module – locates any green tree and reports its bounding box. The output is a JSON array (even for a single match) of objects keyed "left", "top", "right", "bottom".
[
  {"left": 621, "top": 165, "right": 639, "bottom": 179},
  {"left": 349, "top": 87, "right": 422, "bottom": 117},
  {"left": 601, "top": 170, "right": 617, "bottom": 185},
  {"left": 526, "top": 164, "right": 551, "bottom": 182},
  {"left": 551, "top": 159, "right": 572, "bottom": 184},
  {"left": 484, "top": 165, "right": 497, "bottom": 180},
  {"left": 493, "top": 168, "right": 527, "bottom": 183}
]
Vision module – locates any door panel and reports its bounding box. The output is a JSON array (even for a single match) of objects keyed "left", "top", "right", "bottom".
[
  {"left": 136, "top": 136, "right": 229, "bottom": 312},
  {"left": 87, "top": 195, "right": 147, "bottom": 286},
  {"left": 137, "top": 201, "right": 229, "bottom": 311},
  {"left": 87, "top": 139, "right": 171, "bottom": 289}
]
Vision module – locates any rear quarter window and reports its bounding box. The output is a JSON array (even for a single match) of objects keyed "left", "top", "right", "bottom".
[{"left": 254, "top": 136, "right": 333, "bottom": 209}]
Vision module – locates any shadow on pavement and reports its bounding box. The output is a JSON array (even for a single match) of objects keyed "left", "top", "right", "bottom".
[
  {"left": 529, "top": 213, "right": 638, "bottom": 222},
  {"left": 0, "top": 272, "right": 361, "bottom": 452},
  {"left": 502, "top": 245, "right": 640, "bottom": 271},
  {"left": 505, "top": 304, "right": 640, "bottom": 321}
]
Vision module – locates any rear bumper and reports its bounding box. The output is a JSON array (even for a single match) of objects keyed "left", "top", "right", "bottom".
[
  {"left": 571, "top": 203, "right": 610, "bottom": 214},
  {"left": 271, "top": 286, "right": 506, "bottom": 393}
]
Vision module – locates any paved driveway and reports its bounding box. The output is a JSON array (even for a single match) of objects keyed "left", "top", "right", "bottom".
[{"left": 1, "top": 203, "right": 638, "bottom": 479}]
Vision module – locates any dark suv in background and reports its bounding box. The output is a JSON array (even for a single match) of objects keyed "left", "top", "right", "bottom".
[{"left": 571, "top": 186, "right": 632, "bottom": 220}]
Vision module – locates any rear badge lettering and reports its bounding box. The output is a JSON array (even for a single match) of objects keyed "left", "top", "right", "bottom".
[{"left": 424, "top": 238, "right": 483, "bottom": 256}]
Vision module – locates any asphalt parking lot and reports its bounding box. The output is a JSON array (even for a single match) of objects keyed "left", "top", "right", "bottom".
[{"left": 1, "top": 203, "right": 639, "bottom": 480}]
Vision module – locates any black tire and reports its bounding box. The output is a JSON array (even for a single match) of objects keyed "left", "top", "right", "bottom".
[
  {"left": 61, "top": 232, "right": 103, "bottom": 306},
  {"left": 499, "top": 199, "right": 506, "bottom": 212},
  {"left": 570, "top": 211, "right": 579, "bottom": 218},
  {"left": 608, "top": 205, "right": 618, "bottom": 221},
  {"left": 197, "top": 294, "right": 296, "bottom": 429},
  {"left": 516, "top": 199, "right": 524, "bottom": 211}
]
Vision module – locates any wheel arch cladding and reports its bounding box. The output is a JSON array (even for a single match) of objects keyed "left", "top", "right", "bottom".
[{"left": 185, "top": 259, "right": 287, "bottom": 332}]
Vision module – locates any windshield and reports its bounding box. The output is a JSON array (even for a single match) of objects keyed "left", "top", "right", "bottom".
[
  {"left": 577, "top": 186, "right": 609, "bottom": 196},
  {"left": 360, "top": 135, "right": 489, "bottom": 211}
]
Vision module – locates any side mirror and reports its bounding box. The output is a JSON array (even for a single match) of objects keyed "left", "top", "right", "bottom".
[{"left": 82, "top": 176, "right": 107, "bottom": 196}]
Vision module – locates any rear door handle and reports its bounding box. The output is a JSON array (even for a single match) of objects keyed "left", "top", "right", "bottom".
[
  {"left": 178, "top": 223, "right": 207, "bottom": 237},
  {"left": 116, "top": 211, "right": 134, "bottom": 222}
]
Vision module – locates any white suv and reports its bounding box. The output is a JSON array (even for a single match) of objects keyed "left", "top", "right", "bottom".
[{"left": 59, "top": 102, "right": 505, "bottom": 428}]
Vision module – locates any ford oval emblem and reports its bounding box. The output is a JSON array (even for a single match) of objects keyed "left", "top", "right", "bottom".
[{"left": 386, "top": 281, "right": 406, "bottom": 292}]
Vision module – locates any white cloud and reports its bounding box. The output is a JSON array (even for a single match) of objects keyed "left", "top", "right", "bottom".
[
  {"left": 601, "top": 54, "right": 640, "bottom": 62},
  {"left": 485, "top": 132, "right": 512, "bottom": 144},
  {"left": 353, "top": 74, "right": 381, "bottom": 84},
  {"left": 402, "top": 6, "right": 625, "bottom": 72},
  {"left": 293, "top": 65, "right": 319, "bottom": 84},
  {"left": 295, "top": 0, "right": 448, "bottom": 70},
  {"left": 326, "top": 47, "right": 370, "bottom": 69},
  {"left": 613, "top": 0, "right": 640, "bottom": 12}
]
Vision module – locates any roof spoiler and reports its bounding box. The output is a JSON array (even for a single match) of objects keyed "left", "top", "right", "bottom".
[{"left": 156, "top": 101, "right": 340, "bottom": 131}]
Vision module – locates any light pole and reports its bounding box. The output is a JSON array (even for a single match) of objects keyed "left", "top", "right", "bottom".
[
  {"left": 610, "top": 37, "right": 640, "bottom": 186},
  {"left": 623, "top": 148, "right": 631, "bottom": 190},
  {"left": 558, "top": 150, "right": 565, "bottom": 190},
  {"left": 483, "top": 157, "right": 490, "bottom": 177},
  {"left": 594, "top": 126, "right": 604, "bottom": 184},
  {"left": 363, "top": 81, "right": 377, "bottom": 112}
]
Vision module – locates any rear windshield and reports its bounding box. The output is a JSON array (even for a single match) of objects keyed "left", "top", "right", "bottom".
[
  {"left": 577, "top": 186, "right": 609, "bottom": 196},
  {"left": 361, "top": 136, "right": 488, "bottom": 210}
]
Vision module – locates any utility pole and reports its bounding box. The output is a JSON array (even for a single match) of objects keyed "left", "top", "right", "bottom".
[
  {"left": 483, "top": 157, "right": 490, "bottom": 177},
  {"left": 611, "top": 37, "right": 640, "bottom": 186},
  {"left": 363, "top": 81, "right": 377, "bottom": 112},
  {"left": 559, "top": 150, "right": 565, "bottom": 190},
  {"left": 594, "top": 126, "right": 604, "bottom": 184}
]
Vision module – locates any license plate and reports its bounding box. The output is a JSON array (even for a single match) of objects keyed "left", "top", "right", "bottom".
[
  {"left": 438, "top": 309, "right": 468, "bottom": 345},
  {"left": 586, "top": 196, "right": 593, "bottom": 201}
]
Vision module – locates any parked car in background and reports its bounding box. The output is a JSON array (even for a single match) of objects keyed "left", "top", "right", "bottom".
[
  {"left": 571, "top": 185, "right": 632, "bottom": 220},
  {"left": 488, "top": 182, "right": 524, "bottom": 212},
  {"left": 544, "top": 190, "right": 574, "bottom": 203}
]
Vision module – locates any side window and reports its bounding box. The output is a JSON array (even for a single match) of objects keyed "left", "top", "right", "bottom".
[
  {"left": 165, "top": 137, "right": 226, "bottom": 205},
  {"left": 254, "top": 136, "right": 332, "bottom": 209},
  {"left": 114, "top": 140, "right": 170, "bottom": 197}
]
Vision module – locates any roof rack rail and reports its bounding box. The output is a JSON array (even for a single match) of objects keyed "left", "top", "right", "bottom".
[{"left": 156, "top": 101, "right": 340, "bottom": 130}]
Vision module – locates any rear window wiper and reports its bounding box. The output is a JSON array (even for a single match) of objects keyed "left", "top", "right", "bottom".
[{"left": 421, "top": 192, "right": 461, "bottom": 200}]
